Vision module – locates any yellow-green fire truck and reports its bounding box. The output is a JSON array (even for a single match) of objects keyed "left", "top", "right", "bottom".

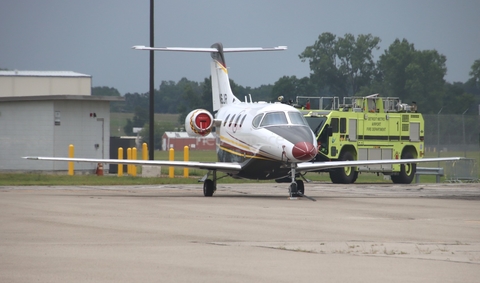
[{"left": 302, "top": 94, "right": 423, "bottom": 184}]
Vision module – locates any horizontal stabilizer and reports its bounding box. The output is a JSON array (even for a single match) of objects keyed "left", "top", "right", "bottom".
[{"left": 132, "top": 45, "right": 287, "bottom": 53}]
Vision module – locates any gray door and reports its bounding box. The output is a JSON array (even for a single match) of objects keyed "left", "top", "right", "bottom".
[{"left": 349, "top": 119, "right": 357, "bottom": 141}]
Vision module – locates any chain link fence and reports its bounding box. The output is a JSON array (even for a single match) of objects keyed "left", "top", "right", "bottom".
[{"left": 423, "top": 114, "right": 480, "bottom": 181}]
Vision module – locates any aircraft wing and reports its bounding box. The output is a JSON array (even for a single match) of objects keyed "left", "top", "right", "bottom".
[
  {"left": 23, "top": 157, "right": 242, "bottom": 173},
  {"left": 297, "top": 157, "right": 464, "bottom": 172}
]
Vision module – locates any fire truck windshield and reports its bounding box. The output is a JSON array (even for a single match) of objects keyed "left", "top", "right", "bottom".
[{"left": 305, "top": 117, "right": 327, "bottom": 136}]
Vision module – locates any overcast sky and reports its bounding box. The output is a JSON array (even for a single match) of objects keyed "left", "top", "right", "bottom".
[{"left": 1, "top": 0, "right": 479, "bottom": 95}]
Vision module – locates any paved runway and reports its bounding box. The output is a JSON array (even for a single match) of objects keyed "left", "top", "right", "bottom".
[{"left": 1, "top": 182, "right": 479, "bottom": 282}]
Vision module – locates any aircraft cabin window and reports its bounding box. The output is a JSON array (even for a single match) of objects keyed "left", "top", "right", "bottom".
[
  {"left": 229, "top": 114, "right": 236, "bottom": 127},
  {"left": 252, "top": 114, "right": 263, "bottom": 128},
  {"left": 234, "top": 114, "right": 241, "bottom": 126},
  {"left": 288, "top": 111, "right": 309, "bottom": 126},
  {"left": 223, "top": 114, "right": 230, "bottom": 127},
  {"left": 260, "top": 112, "right": 288, "bottom": 127},
  {"left": 239, "top": 115, "right": 247, "bottom": 127}
]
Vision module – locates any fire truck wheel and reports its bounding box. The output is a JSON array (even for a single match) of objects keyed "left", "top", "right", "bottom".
[
  {"left": 391, "top": 152, "right": 416, "bottom": 184},
  {"left": 329, "top": 151, "right": 356, "bottom": 184}
]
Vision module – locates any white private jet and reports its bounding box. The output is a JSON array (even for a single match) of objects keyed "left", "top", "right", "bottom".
[{"left": 25, "top": 43, "right": 462, "bottom": 200}]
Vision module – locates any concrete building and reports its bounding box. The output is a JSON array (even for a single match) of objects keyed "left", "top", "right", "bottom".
[{"left": 0, "top": 71, "right": 123, "bottom": 172}]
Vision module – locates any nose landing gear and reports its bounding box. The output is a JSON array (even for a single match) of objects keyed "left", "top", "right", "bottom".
[{"left": 289, "top": 164, "right": 316, "bottom": 201}]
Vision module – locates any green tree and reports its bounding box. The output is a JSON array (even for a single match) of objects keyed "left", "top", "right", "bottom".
[
  {"left": 469, "top": 59, "right": 480, "bottom": 85},
  {"left": 92, "top": 86, "right": 121, "bottom": 97},
  {"left": 139, "top": 121, "right": 175, "bottom": 150},
  {"left": 248, "top": 84, "right": 274, "bottom": 102},
  {"left": 123, "top": 92, "right": 149, "bottom": 113},
  {"left": 271, "top": 76, "right": 316, "bottom": 104},
  {"left": 443, "top": 82, "right": 475, "bottom": 114},
  {"left": 465, "top": 59, "right": 480, "bottom": 96},
  {"left": 377, "top": 39, "right": 415, "bottom": 99},
  {"left": 92, "top": 86, "right": 123, "bottom": 112},
  {"left": 378, "top": 39, "right": 447, "bottom": 113},
  {"left": 123, "top": 106, "right": 148, "bottom": 136},
  {"left": 201, "top": 77, "right": 214, "bottom": 112},
  {"left": 299, "top": 32, "right": 381, "bottom": 98},
  {"left": 178, "top": 83, "right": 202, "bottom": 124}
]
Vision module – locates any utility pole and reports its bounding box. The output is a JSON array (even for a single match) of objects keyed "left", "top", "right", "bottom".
[{"left": 149, "top": 0, "right": 155, "bottom": 160}]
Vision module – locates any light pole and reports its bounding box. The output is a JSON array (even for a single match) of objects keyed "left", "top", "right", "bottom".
[
  {"left": 462, "top": 108, "right": 468, "bottom": 157},
  {"left": 149, "top": 0, "right": 155, "bottom": 160}
]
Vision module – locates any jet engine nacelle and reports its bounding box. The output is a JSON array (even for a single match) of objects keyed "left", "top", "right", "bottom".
[{"left": 185, "top": 109, "right": 214, "bottom": 137}]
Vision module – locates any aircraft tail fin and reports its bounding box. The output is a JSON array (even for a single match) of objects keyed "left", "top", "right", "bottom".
[{"left": 133, "top": 43, "right": 287, "bottom": 112}]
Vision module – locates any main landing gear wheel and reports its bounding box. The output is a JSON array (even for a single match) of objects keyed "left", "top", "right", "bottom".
[
  {"left": 295, "top": 180, "right": 305, "bottom": 197},
  {"left": 203, "top": 179, "right": 215, "bottom": 197},
  {"left": 289, "top": 181, "right": 305, "bottom": 198},
  {"left": 203, "top": 170, "right": 217, "bottom": 197}
]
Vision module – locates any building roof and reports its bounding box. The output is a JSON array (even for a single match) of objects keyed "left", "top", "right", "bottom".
[
  {"left": 0, "top": 95, "right": 124, "bottom": 102},
  {"left": 0, "top": 70, "right": 91, "bottom": 78}
]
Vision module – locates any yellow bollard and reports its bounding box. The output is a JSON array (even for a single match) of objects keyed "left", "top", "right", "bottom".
[
  {"left": 118, "top": 147, "right": 123, "bottom": 177},
  {"left": 142, "top": 143, "right": 148, "bottom": 160},
  {"left": 184, "top": 146, "right": 189, "bottom": 178},
  {"left": 68, "top": 144, "right": 74, "bottom": 176},
  {"left": 169, "top": 148, "right": 174, "bottom": 178},
  {"left": 127, "top": 148, "right": 132, "bottom": 175},
  {"left": 132, "top": 147, "right": 137, "bottom": 177}
]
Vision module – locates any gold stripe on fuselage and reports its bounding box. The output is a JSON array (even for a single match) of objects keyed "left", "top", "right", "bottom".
[
  {"left": 219, "top": 134, "right": 275, "bottom": 160},
  {"left": 219, "top": 135, "right": 254, "bottom": 153},
  {"left": 218, "top": 145, "right": 273, "bottom": 161}
]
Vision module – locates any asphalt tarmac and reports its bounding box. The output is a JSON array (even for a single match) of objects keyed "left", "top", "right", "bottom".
[{"left": 1, "top": 182, "right": 479, "bottom": 282}]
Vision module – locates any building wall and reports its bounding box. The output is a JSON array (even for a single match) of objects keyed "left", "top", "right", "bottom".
[
  {"left": 0, "top": 101, "right": 55, "bottom": 170},
  {"left": 0, "top": 76, "right": 91, "bottom": 97},
  {"left": 0, "top": 100, "right": 111, "bottom": 171},
  {"left": 52, "top": 100, "right": 110, "bottom": 171}
]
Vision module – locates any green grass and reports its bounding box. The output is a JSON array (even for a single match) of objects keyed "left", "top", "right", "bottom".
[{"left": 2, "top": 150, "right": 477, "bottom": 186}]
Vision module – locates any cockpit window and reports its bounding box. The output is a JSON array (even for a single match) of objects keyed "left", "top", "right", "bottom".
[
  {"left": 288, "top": 111, "right": 308, "bottom": 126},
  {"left": 260, "top": 112, "right": 288, "bottom": 127}
]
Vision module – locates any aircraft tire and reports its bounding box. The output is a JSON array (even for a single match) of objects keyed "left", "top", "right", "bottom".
[
  {"left": 391, "top": 152, "right": 416, "bottom": 184},
  {"left": 329, "top": 151, "right": 356, "bottom": 184},
  {"left": 296, "top": 180, "right": 305, "bottom": 197},
  {"left": 203, "top": 179, "right": 215, "bottom": 197}
]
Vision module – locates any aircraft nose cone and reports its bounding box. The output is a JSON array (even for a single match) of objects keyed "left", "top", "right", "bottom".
[{"left": 292, "top": 142, "right": 317, "bottom": 161}]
